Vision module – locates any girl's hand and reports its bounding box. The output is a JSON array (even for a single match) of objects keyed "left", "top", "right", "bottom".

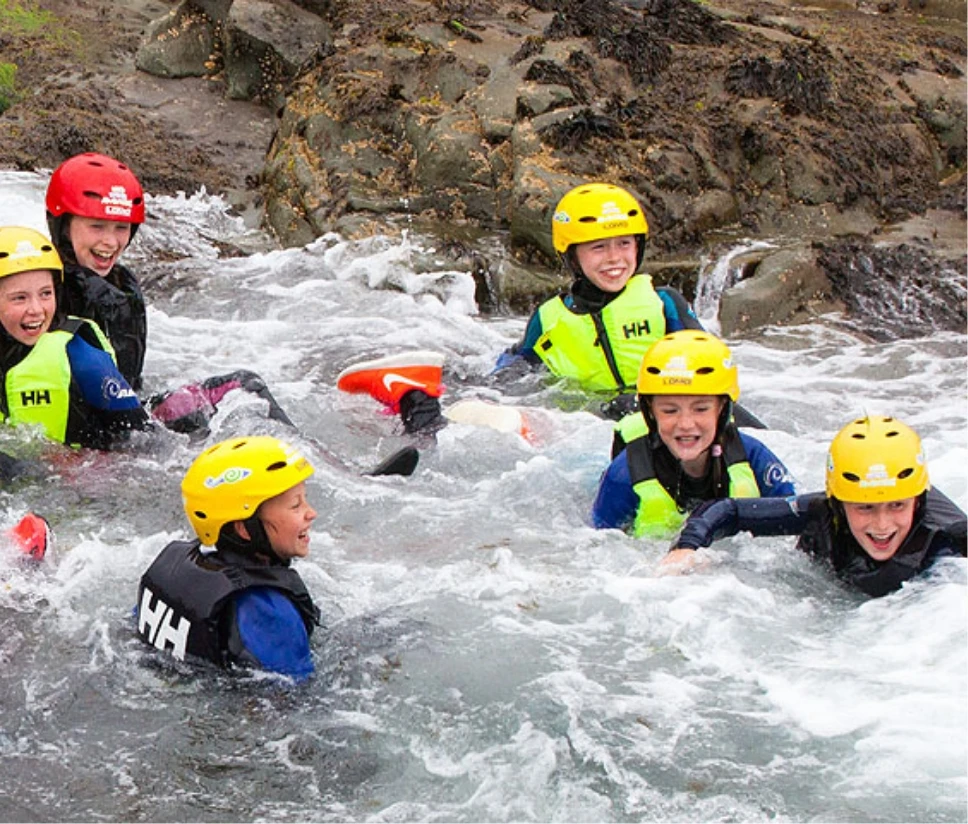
[{"left": 656, "top": 548, "right": 701, "bottom": 576}]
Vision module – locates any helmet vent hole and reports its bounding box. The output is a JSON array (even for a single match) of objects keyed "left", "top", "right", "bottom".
[
  {"left": 696, "top": 367, "right": 714, "bottom": 375},
  {"left": 885, "top": 430, "right": 899, "bottom": 438},
  {"left": 842, "top": 472, "right": 861, "bottom": 482},
  {"left": 82, "top": 190, "right": 102, "bottom": 200},
  {"left": 646, "top": 366, "right": 662, "bottom": 375},
  {"left": 897, "top": 468, "right": 913, "bottom": 479},
  {"left": 266, "top": 461, "right": 287, "bottom": 472},
  {"left": 628, "top": 209, "right": 640, "bottom": 217},
  {"left": 578, "top": 216, "right": 598, "bottom": 224},
  {"left": 850, "top": 433, "right": 866, "bottom": 440},
  {"left": 194, "top": 511, "right": 207, "bottom": 520}
]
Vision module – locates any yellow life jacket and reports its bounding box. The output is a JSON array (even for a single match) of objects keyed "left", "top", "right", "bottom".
[
  {"left": 3, "top": 318, "right": 114, "bottom": 445},
  {"left": 627, "top": 432, "right": 760, "bottom": 538},
  {"left": 534, "top": 275, "right": 666, "bottom": 392}
]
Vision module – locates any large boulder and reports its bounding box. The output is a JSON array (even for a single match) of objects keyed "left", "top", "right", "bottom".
[
  {"left": 135, "top": 1, "right": 218, "bottom": 78},
  {"left": 223, "top": 0, "right": 333, "bottom": 108},
  {"left": 718, "top": 245, "right": 836, "bottom": 335}
]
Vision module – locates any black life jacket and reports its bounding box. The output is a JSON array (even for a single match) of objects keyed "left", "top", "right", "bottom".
[
  {"left": 137, "top": 539, "right": 319, "bottom": 667},
  {"left": 797, "top": 492, "right": 967, "bottom": 598},
  {"left": 61, "top": 261, "right": 147, "bottom": 392}
]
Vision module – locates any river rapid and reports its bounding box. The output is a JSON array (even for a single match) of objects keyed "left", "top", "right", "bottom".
[{"left": 0, "top": 170, "right": 965, "bottom": 823}]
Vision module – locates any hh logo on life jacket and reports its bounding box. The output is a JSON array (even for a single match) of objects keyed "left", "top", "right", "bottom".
[
  {"left": 19, "top": 389, "right": 52, "bottom": 406},
  {"left": 139, "top": 587, "right": 191, "bottom": 660},
  {"left": 622, "top": 320, "right": 651, "bottom": 339}
]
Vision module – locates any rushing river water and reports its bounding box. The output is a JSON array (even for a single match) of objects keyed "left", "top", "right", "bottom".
[{"left": 0, "top": 170, "right": 965, "bottom": 823}]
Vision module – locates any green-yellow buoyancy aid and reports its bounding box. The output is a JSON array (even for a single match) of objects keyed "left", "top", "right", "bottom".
[
  {"left": 534, "top": 274, "right": 666, "bottom": 392},
  {"left": 628, "top": 433, "right": 760, "bottom": 539},
  {"left": 4, "top": 319, "right": 114, "bottom": 444}
]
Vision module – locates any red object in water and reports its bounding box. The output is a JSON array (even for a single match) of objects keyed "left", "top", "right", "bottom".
[{"left": 7, "top": 512, "right": 50, "bottom": 561}]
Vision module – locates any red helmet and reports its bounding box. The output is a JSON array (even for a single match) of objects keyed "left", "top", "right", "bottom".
[{"left": 46, "top": 153, "right": 145, "bottom": 224}]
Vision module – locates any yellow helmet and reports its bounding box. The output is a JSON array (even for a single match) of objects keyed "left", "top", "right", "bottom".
[
  {"left": 825, "top": 416, "right": 929, "bottom": 503},
  {"left": 637, "top": 330, "right": 740, "bottom": 400},
  {"left": 0, "top": 226, "right": 63, "bottom": 282},
  {"left": 182, "top": 436, "right": 314, "bottom": 546},
  {"left": 551, "top": 183, "right": 649, "bottom": 253}
]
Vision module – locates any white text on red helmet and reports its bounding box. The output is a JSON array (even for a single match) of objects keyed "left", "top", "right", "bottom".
[{"left": 101, "top": 185, "right": 134, "bottom": 217}]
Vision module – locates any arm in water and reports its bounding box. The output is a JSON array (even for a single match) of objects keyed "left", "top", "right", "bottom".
[
  {"left": 225, "top": 587, "right": 315, "bottom": 681},
  {"left": 148, "top": 369, "right": 294, "bottom": 434},
  {"left": 152, "top": 369, "right": 418, "bottom": 477}
]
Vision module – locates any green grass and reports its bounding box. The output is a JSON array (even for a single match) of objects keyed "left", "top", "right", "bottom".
[
  {"left": 0, "top": 0, "right": 84, "bottom": 112},
  {"left": 0, "top": 61, "right": 16, "bottom": 113},
  {"left": 0, "top": 0, "right": 55, "bottom": 35}
]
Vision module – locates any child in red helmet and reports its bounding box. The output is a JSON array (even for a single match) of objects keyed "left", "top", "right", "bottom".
[
  {"left": 46, "top": 152, "right": 147, "bottom": 392},
  {"left": 45, "top": 153, "right": 293, "bottom": 435}
]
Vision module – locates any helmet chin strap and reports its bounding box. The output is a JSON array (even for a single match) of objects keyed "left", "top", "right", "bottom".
[
  {"left": 718, "top": 398, "right": 733, "bottom": 433},
  {"left": 47, "top": 215, "right": 76, "bottom": 264},
  {"left": 241, "top": 515, "right": 271, "bottom": 550},
  {"left": 219, "top": 516, "right": 274, "bottom": 558},
  {"left": 563, "top": 248, "right": 584, "bottom": 280}
]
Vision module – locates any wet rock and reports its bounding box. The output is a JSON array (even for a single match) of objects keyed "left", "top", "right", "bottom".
[
  {"left": 719, "top": 245, "right": 835, "bottom": 335},
  {"left": 817, "top": 239, "right": 968, "bottom": 340},
  {"left": 135, "top": 1, "right": 217, "bottom": 79},
  {"left": 224, "top": 0, "right": 333, "bottom": 108},
  {"left": 5, "top": 0, "right": 966, "bottom": 335},
  {"left": 687, "top": 190, "right": 740, "bottom": 233}
]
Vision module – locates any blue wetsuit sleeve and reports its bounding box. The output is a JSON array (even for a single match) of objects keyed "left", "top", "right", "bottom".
[
  {"left": 591, "top": 450, "right": 640, "bottom": 530},
  {"left": 740, "top": 432, "right": 797, "bottom": 497},
  {"left": 494, "top": 308, "right": 546, "bottom": 370},
  {"left": 656, "top": 286, "right": 703, "bottom": 333},
  {"left": 232, "top": 587, "right": 314, "bottom": 681},
  {"left": 675, "top": 494, "right": 818, "bottom": 550},
  {"left": 66, "top": 334, "right": 142, "bottom": 411}
]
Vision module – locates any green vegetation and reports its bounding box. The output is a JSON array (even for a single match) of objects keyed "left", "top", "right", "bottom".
[
  {"left": 0, "top": 0, "right": 82, "bottom": 113},
  {"left": 0, "top": 0, "right": 55, "bottom": 35},
  {"left": 0, "top": 62, "right": 16, "bottom": 114}
]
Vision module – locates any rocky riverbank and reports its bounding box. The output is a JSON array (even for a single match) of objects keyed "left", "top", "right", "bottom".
[{"left": 1, "top": 0, "right": 965, "bottom": 337}]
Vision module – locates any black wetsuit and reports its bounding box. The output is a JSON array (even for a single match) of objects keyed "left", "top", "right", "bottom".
[
  {"left": 675, "top": 488, "right": 967, "bottom": 597},
  {"left": 60, "top": 261, "right": 147, "bottom": 393}
]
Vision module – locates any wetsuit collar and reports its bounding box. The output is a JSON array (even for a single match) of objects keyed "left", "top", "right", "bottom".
[{"left": 570, "top": 275, "right": 620, "bottom": 314}]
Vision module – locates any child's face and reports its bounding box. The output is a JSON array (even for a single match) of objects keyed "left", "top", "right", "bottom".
[
  {"left": 650, "top": 394, "right": 725, "bottom": 474},
  {"left": 66, "top": 216, "right": 132, "bottom": 277},
  {"left": 0, "top": 269, "right": 56, "bottom": 345},
  {"left": 258, "top": 481, "right": 317, "bottom": 561},
  {"left": 574, "top": 234, "right": 637, "bottom": 292},
  {"left": 842, "top": 498, "right": 916, "bottom": 561}
]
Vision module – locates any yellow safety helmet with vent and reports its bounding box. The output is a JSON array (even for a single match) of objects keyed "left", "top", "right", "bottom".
[
  {"left": 182, "top": 436, "right": 314, "bottom": 546},
  {"left": 0, "top": 226, "right": 63, "bottom": 281},
  {"left": 825, "top": 416, "right": 929, "bottom": 503},
  {"left": 551, "top": 183, "right": 649, "bottom": 255},
  {"left": 637, "top": 330, "right": 740, "bottom": 401}
]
